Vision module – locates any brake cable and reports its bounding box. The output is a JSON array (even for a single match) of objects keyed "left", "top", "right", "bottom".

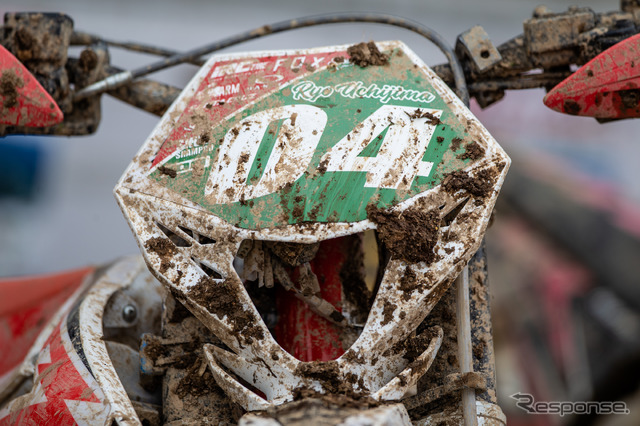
[{"left": 73, "top": 12, "right": 469, "bottom": 105}]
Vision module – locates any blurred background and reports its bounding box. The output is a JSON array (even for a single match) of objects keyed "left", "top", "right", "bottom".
[{"left": 1, "top": 0, "right": 640, "bottom": 425}]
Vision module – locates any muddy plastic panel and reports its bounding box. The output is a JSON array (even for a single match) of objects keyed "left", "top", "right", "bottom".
[
  {"left": 115, "top": 41, "right": 510, "bottom": 411},
  {"left": 0, "top": 256, "right": 160, "bottom": 425},
  {"left": 0, "top": 266, "right": 94, "bottom": 378}
]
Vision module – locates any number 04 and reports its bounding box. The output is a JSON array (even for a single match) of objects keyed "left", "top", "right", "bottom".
[
  {"left": 320, "top": 105, "right": 441, "bottom": 190},
  {"left": 205, "top": 104, "right": 442, "bottom": 204}
]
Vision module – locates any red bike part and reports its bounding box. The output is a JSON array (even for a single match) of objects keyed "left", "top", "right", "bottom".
[
  {"left": 0, "top": 317, "right": 106, "bottom": 426},
  {"left": 0, "top": 44, "right": 63, "bottom": 127},
  {"left": 544, "top": 33, "right": 640, "bottom": 119},
  {"left": 274, "top": 237, "right": 350, "bottom": 362},
  {"left": 0, "top": 266, "right": 94, "bottom": 376}
]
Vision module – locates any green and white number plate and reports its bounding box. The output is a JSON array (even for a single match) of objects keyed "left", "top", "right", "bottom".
[
  {"left": 119, "top": 41, "right": 506, "bottom": 232},
  {"left": 115, "top": 41, "right": 510, "bottom": 412}
]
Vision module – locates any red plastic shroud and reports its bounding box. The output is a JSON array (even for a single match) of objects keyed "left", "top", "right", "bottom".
[
  {"left": 0, "top": 267, "right": 94, "bottom": 377},
  {"left": 0, "top": 44, "right": 63, "bottom": 127},
  {"left": 544, "top": 33, "right": 640, "bottom": 119},
  {"left": 274, "top": 237, "right": 353, "bottom": 362}
]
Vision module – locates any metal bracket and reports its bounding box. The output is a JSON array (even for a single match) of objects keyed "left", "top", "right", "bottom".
[{"left": 455, "top": 26, "right": 502, "bottom": 74}]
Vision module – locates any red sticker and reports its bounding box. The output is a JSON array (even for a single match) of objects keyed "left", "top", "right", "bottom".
[{"left": 151, "top": 51, "right": 343, "bottom": 167}]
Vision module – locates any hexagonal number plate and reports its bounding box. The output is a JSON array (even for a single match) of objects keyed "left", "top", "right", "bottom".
[
  {"left": 115, "top": 41, "right": 510, "bottom": 411},
  {"left": 128, "top": 42, "right": 497, "bottom": 229}
]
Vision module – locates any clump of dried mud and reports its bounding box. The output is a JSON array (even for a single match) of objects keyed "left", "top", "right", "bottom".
[
  {"left": 456, "top": 142, "right": 485, "bottom": 161},
  {"left": 145, "top": 236, "right": 177, "bottom": 273},
  {"left": 293, "top": 361, "right": 378, "bottom": 405},
  {"left": 266, "top": 241, "right": 319, "bottom": 266},
  {"left": 176, "top": 358, "right": 220, "bottom": 398},
  {"left": 189, "top": 276, "right": 264, "bottom": 344},
  {"left": 366, "top": 205, "right": 440, "bottom": 264},
  {"left": 347, "top": 41, "right": 389, "bottom": 67},
  {"left": 442, "top": 169, "right": 495, "bottom": 198},
  {"left": 158, "top": 165, "right": 177, "bottom": 178},
  {"left": 0, "top": 69, "right": 24, "bottom": 109}
]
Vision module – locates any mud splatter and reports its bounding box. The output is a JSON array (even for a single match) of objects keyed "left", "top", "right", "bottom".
[
  {"left": 367, "top": 205, "right": 440, "bottom": 264},
  {"left": 189, "top": 277, "right": 264, "bottom": 344},
  {"left": 456, "top": 142, "right": 485, "bottom": 161},
  {"left": 442, "top": 169, "right": 497, "bottom": 198},
  {"left": 267, "top": 241, "right": 319, "bottom": 266},
  {"left": 145, "top": 236, "right": 177, "bottom": 273},
  {"left": 398, "top": 266, "right": 419, "bottom": 301},
  {"left": 347, "top": 41, "right": 389, "bottom": 67},
  {"left": 0, "top": 69, "right": 25, "bottom": 109},
  {"left": 158, "top": 165, "right": 177, "bottom": 178},
  {"left": 450, "top": 137, "right": 463, "bottom": 151}
]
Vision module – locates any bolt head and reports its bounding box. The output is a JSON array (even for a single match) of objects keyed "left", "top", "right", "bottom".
[{"left": 122, "top": 304, "right": 137, "bottom": 323}]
